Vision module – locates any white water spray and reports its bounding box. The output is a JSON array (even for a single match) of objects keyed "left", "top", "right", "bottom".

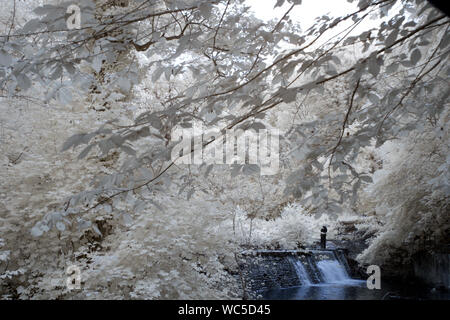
[{"left": 289, "top": 256, "right": 312, "bottom": 286}]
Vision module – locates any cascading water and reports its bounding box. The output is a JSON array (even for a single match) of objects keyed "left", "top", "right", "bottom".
[
  {"left": 316, "top": 259, "right": 352, "bottom": 284},
  {"left": 263, "top": 251, "right": 368, "bottom": 299},
  {"left": 288, "top": 251, "right": 360, "bottom": 286},
  {"left": 288, "top": 256, "right": 312, "bottom": 286}
]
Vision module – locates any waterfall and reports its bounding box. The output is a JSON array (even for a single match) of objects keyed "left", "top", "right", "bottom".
[
  {"left": 288, "top": 256, "right": 312, "bottom": 286},
  {"left": 316, "top": 259, "right": 351, "bottom": 283},
  {"left": 288, "top": 250, "right": 363, "bottom": 287},
  {"left": 258, "top": 250, "right": 387, "bottom": 300}
]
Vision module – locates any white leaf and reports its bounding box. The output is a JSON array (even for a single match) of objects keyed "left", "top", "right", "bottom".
[
  {"left": 152, "top": 67, "right": 164, "bottom": 82},
  {"left": 133, "top": 200, "right": 146, "bottom": 213},
  {"left": 117, "top": 78, "right": 131, "bottom": 93},
  {"left": 56, "top": 221, "right": 66, "bottom": 231},
  {"left": 78, "top": 219, "right": 92, "bottom": 230},
  {"left": 92, "top": 224, "right": 102, "bottom": 237},
  {"left": 92, "top": 56, "right": 102, "bottom": 73},
  {"left": 16, "top": 74, "right": 31, "bottom": 90},
  {"left": 384, "top": 29, "right": 399, "bottom": 47},
  {"left": 386, "top": 63, "right": 399, "bottom": 74},
  {"left": 22, "top": 19, "right": 42, "bottom": 33},
  {"left": 187, "top": 189, "right": 194, "bottom": 200},
  {"left": 274, "top": 0, "right": 285, "bottom": 8},
  {"left": 31, "top": 224, "right": 44, "bottom": 237},
  {"left": 122, "top": 212, "right": 133, "bottom": 225},
  {"left": 280, "top": 88, "right": 297, "bottom": 103},
  {"left": 204, "top": 164, "right": 213, "bottom": 178},
  {"left": 367, "top": 92, "right": 380, "bottom": 104},
  {"left": 368, "top": 58, "right": 380, "bottom": 77},
  {"left": 410, "top": 49, "right": 421, "bottom": 65},
  {"left": 360, "top": 175, "right": 373, "bottom": 183},
  {"left": 199, "top": 3, "right": 212, "bottom": 18},
  {"left": 0, "top": 50, "right": 13, "bottom": 67},
  {"left": 59, "top": 87, "right": 72, "bottom": 104},
  {"left": 78, "top": 144, "right": 94, "bottom": 159}
]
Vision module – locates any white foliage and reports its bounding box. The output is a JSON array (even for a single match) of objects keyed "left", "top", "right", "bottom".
[{"left": 357, "top": 124, "right": 449, "bottom": 267}]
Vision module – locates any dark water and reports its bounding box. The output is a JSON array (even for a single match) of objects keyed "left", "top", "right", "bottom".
[{"left": 262, "top": 281, "right": 450, "bottom": 300}]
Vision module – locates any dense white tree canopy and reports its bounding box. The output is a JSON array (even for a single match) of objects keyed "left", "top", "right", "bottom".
[{"left": 0, "top": 0, "right": 448, "bottom": 299}]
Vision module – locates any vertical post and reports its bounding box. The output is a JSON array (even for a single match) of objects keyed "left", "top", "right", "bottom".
[{"left": 320, "top": 226, "right": 327, "bottom": 249}]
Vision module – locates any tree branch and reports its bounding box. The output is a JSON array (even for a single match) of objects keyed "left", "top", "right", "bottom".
[{"left": 328, "top": 78, "right": 360, "bottom": 180}]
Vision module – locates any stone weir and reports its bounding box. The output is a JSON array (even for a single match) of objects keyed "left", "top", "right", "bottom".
[{"left": 237, "top": 248, "right": 355, "bottom": 299}]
